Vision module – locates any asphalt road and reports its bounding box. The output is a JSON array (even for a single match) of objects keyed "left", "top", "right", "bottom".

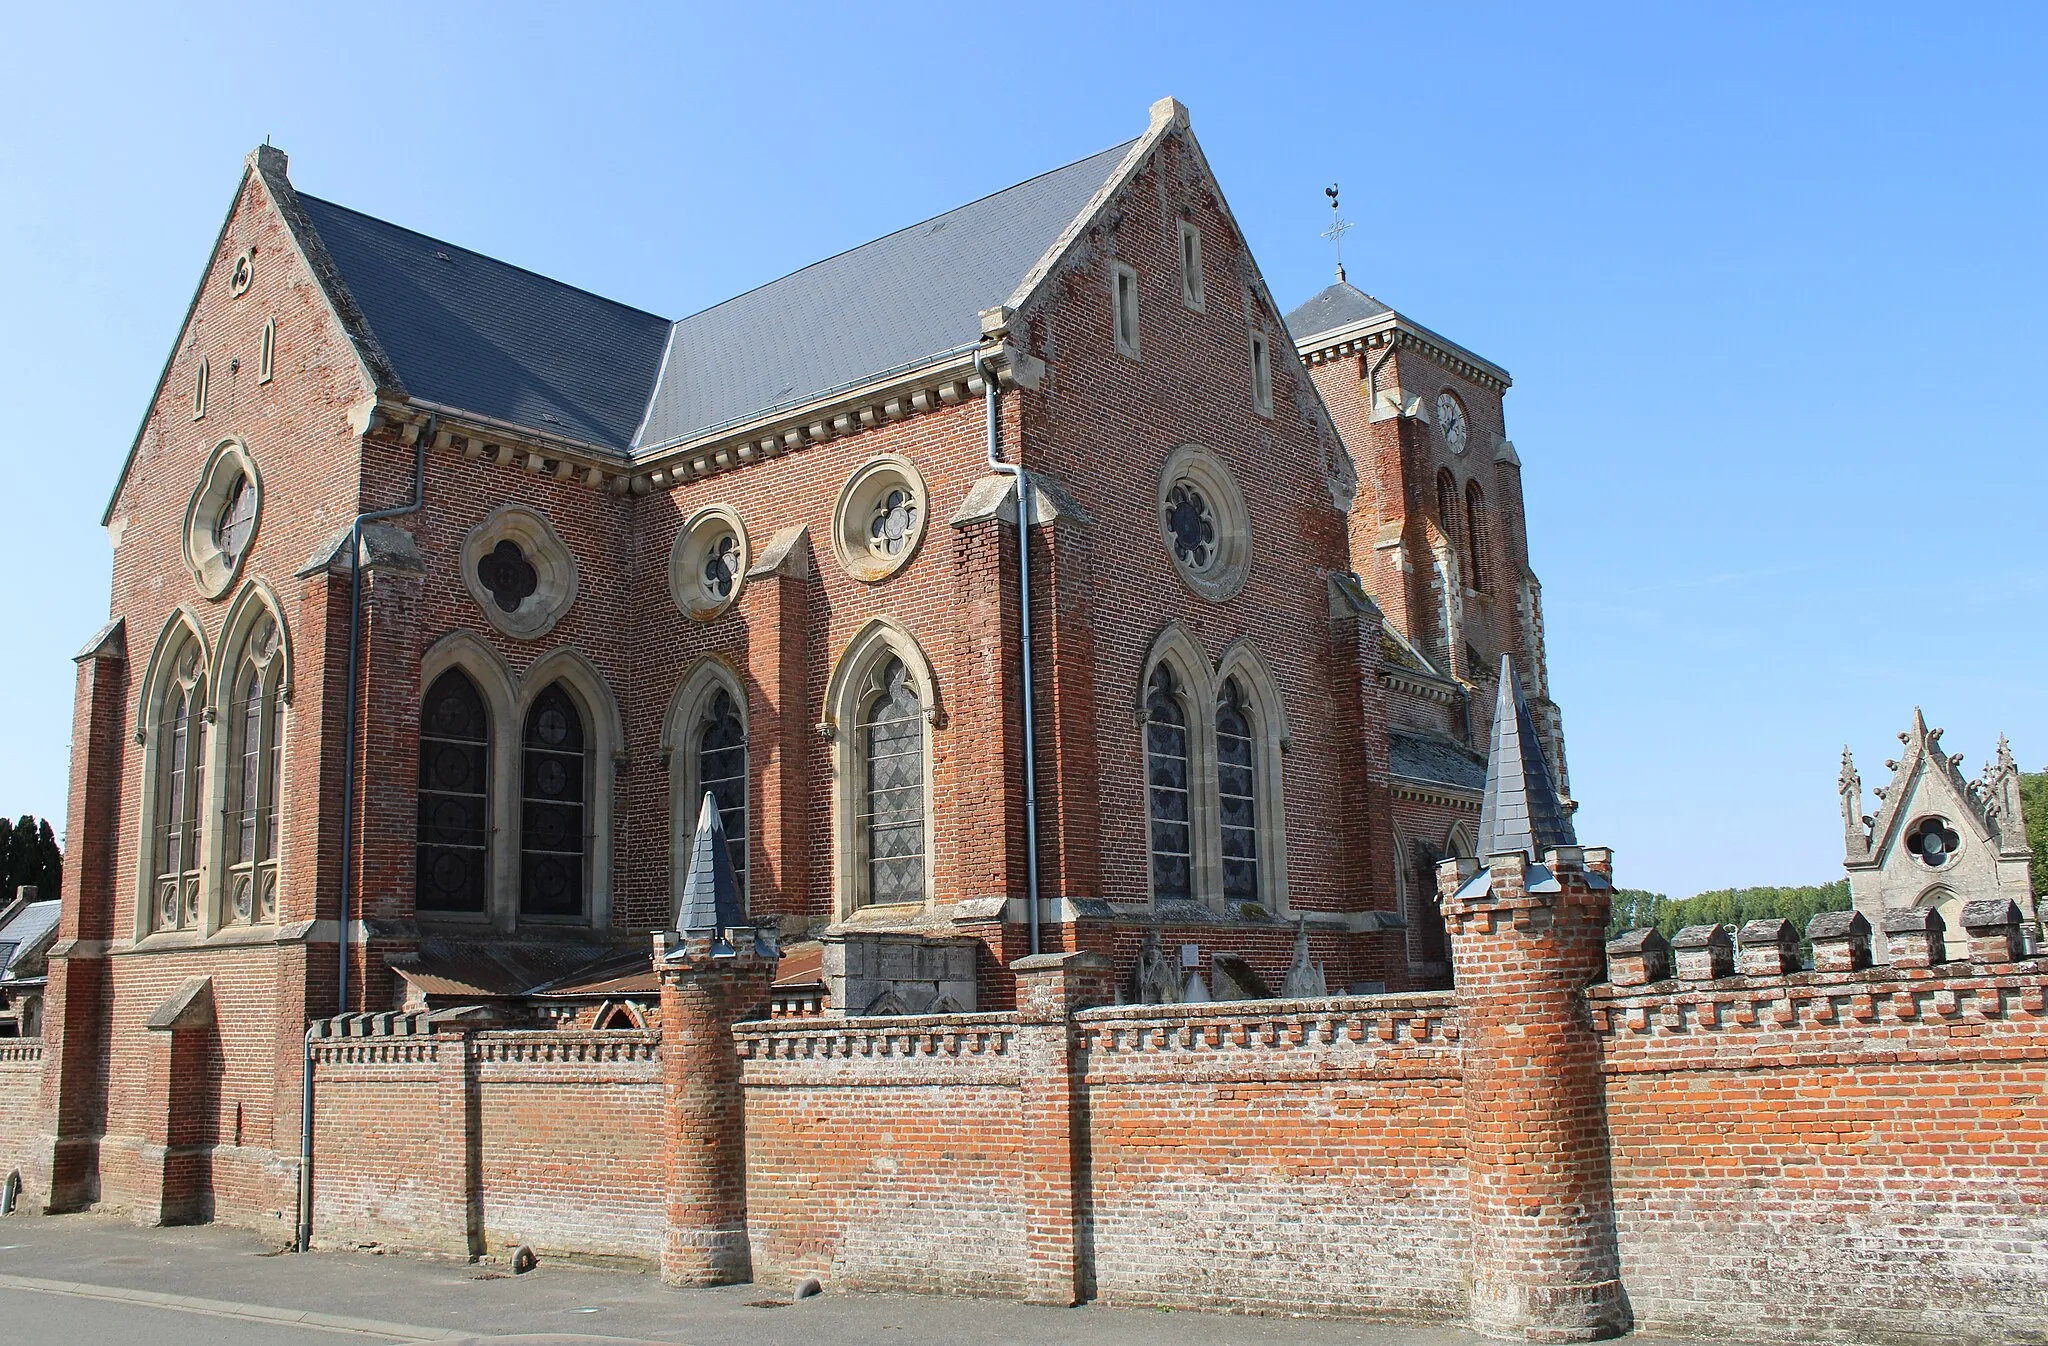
[{"left": 0, "top": 1214, "right": 1715, "bottom": 1346}]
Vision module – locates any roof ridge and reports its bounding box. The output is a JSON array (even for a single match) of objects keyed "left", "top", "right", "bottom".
[
  {"left": 663, "top": 138, "right": 1139, "bottom": 331},
  {"left": 297, "top": 193, "right": 671, "bottom": 325}
]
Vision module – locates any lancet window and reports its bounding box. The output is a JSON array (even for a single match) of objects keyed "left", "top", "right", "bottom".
[
  {"left": 859, "top": 657, "right": 926, "bottom": 906},
  {"left": 222, "top": 615, "right": 284, "bottom": 924},
  {"left": 697, "top": 687, "right": 748, "bottom": 893},
  {"left": 1145, "top": 665, "right": 1194, "bottom": 902},
  {"left": 152, "top": 647, "right": 207, "bottom": 933},
  {"left": 417, "top": 670, "right": 490, "bottom": 915},
  {"left": 521, "top": 684, "right": 587, "bottom": 917}
]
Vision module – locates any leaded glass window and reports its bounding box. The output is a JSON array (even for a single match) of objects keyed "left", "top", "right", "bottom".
[
  {"left": 1216, "top": 679, "right": 1259, "bottom": 903},
  {"left": 859, "top": 658, "right": 925, "bottom": 905},
  {"left": 1163, "top": 482, "right": 1216, "bottom": 573},
  {"left": 214, "top": 474, "right": 256, "bottom": 567},
  {"left": 1144, "top": 665, "right": 1192, "bottom": 902},
  {"left": 417, "top": 670, "right": 489, "bottom": 914},
  {"left": 224, "top": 634, "right": 284, "bottom": 925},
  {"left": 521, "top": 684, "right": 586, "bottom": 917},
  {"left": 153, "top": 655, "right": 206, "bottom": 932},
  {"left": 697, "top": 688, "right": 747, "bottom": 893},
  {"left": 703, "top": 534, "right": 741, "bottom": 600},
  {"left": 868, "top": 489, "right": 920, "bottom": 560}
]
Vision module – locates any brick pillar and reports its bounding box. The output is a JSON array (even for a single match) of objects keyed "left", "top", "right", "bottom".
[
  {"left": 351, "top": 554, "right": 426, "bottom": 1008},
  {"left": 745, "top": 535, "right": 811, "bottom": 923},
  {"left": 658, "top": 933, "right": 776, "bottom": 1285},
  {"left": 28, "top": 623, "right": 128, "bottom": 1211},
  {"left": 1440, "top": 846, "right": 1623, "bottom": 1342},
  {"left": 435, "top": 1024, "right": 481, "bottom": 1256},
  {"left": 949, "top": 510, "right": 1023, "bottom": 910},
  {"left": 1011, "top": 950, "right": 1112, "bottom": 1306}
]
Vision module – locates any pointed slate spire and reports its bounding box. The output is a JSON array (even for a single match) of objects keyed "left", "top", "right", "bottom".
[
  {"left": 1476, "top": 654, "right": 1576, "bottom": 862},
  {"left": 676, "top": 792, "right": 744, "bottom": 933}
]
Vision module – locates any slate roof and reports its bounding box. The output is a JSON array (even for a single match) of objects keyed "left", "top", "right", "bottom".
[
  {"left": 1284, "top": 279, "right": 1392, "bottom": 344},
  {"left": 1475, "top": 655, "right": 1576, "bottom": 860},
  {"left": 297, "top": 196, "right": 673, "bottom": 452},
  {"left": 0, "top": 900, "right": 59, "bottom": 982},
  {"left": 631, "top": 139, "right": 1138, "bottom": 452},
  {"left": 1389, "top": 729, "right": 1487, "bottom": 794}
]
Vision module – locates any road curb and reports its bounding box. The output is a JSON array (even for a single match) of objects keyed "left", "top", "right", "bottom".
[{"left": 0, "top": 1270, "right": 471, "bottom": 1340}]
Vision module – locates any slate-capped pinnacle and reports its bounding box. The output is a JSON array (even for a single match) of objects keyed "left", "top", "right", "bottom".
[
  {"left": 675, "top": 792, "right": 744, "bottom": 933},
  {"left": 1476, "top": 654, "right": 1576, "bottom": 862}
]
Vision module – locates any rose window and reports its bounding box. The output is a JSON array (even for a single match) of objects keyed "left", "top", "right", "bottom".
[
  {"left": 1164, "top": 482, "right": 1217, "bottom": 572},
  {"left": 702, "top": 534, "right": 740, "bottom": 600},
  {"left": 869, "top": 489, "right": 920, "bottom": 559},
  {"left": 477, "top": 540, "right": 539, "bottom": 613},
  {"left": 1906, "top": 816, "right": 1960, "bottom": 868}
]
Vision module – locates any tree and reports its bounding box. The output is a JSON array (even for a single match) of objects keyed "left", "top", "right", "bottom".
[
  {"left": 2020, "top": 771, "right": 2048, "bottom": 898},
  {"left": 1606, "top": 880, "right": 1851, "bottom": 960},
  {"left": 0, "top": 815, "right": 61, "bottom": 903}
]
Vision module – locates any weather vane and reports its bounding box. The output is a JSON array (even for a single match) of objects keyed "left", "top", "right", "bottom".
[{"left": 1322, "top": 184, "right": 1352, "bottom": 283}]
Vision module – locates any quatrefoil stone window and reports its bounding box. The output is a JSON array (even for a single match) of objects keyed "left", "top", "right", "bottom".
[{"left": 461, "top": 505, "right": 578, "bottom": 640}]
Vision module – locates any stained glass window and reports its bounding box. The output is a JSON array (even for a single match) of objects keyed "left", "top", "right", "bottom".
[
  {"left": 1163, "top": 483, "right": 1216, "bottom": 573},
  {"left": 1144, "top": 665, "right": 1192, "bottom": 902},
  {"left": 477, "top": 540, "right": 538, "bottom": 613},
  {"left": 697, "top": 688, "right": 747, "bottom": 892},
  {"left": 860, "top": 658, "right": 925, "bottom": 905},
  {"left": 1217, "top": 680, "right": 1259, "bottom": 903},
  {"left": 154, "top": 671, "right": 205, "bottom": 931},
  {"left": 868, "top": 489, "right": 920, "bottom": 559},
  {"left": 417, "top": 670, "right": 490, "bottom": 914},
  {"left": 521, "top": 684, "right": 586, "bottom": 916},
  {"left": 702, "top": 534, "right": 741, "bottom": 600}
]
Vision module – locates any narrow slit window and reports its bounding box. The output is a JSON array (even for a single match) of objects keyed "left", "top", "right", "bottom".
[
  {"left": 258, "top": 318, "right": 276, "bottom": 384},
  {"left": 1249, "top": 330, "right": 1273, "bottom": 417},
  {"left": 1112, "top": 263, "right": 1140, "bottom": 358},
  {"left": 1179, "top": 221, "right": 1204, "bottom": 310},
  {"left": 192, "top": 358, "right": 209, "bottom": 420}
]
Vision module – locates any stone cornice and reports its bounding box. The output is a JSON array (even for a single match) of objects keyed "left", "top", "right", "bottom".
[
  {"left": 1392, "top": 778, "right": 1482, "bottom": 810},
  {"left": 1294, "top": 311, "right": 1510, "bottom": 393},
  {"left": 1383, "top": 666, "right": 1460, "bottom": 705}
]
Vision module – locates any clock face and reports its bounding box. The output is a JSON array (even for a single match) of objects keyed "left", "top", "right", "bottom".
[{"left": 1437, "top": 393, "right": 1468, "bottom": 454}]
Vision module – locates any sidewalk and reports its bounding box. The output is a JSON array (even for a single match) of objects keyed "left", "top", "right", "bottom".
[{"left": 0, "top": 1213, "right": 1707, "bottom": 1345}]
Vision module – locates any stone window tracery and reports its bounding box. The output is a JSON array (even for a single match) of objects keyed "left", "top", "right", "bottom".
[
  {"left": 831, "top": 457, "right": 928, "bottom": 583},
  {"left": 214, "top": 475, "right": 256, "bottom": 570},
  {"left": 697, "top": 688, "right": 748, "bottom": 894},
  {"left": 1145, "top": 665, "right": 1193, "bottom": 902},
  {"left": 477, "top": 540, "right": 538, "bottom": 613},
  {"left": 223, "top": 614, "right": 283, "bottom": 925},
  {"left": 461, "top": 506, "right": 578, "bottom": 640},
  {"left": 521, "top": 684, "right": 588, "bottom": 918},
  {"left": 417, "top": 670, "right": 490, "bottom": 915},
  {"left": 859, "top": 658, "right": 926, "bottom": 906},
  {"left": 1156, "top": 445, "right": 1250, "bottom": 602},
  {"left": 670, "top": 506, "right": 749, "bottom": 621},
  {"left": 184, "top": 438, "right": 263, "bottom": 600},
  {"left": 1216, "top": 679, "right": 1260, "bottom": 903},
  {"left": 1907, "top": 816, "right": 1960, "bottom": 869},
  {"left": 869, "top": 488, "right": 920, "bottom": 560},
  {"left": 153, "top": 646, "right": 206, "bottom": 933}
]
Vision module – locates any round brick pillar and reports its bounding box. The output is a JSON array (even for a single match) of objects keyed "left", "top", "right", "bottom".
[
  {"left": 658, "top": 937, "right": 775, "bottom": 1286},
  {"left": 1441, "top": 847, "right": 1624, "bottom": 1342}
]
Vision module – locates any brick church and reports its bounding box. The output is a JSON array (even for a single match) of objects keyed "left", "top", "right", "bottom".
[{"left": 39, "top": 87, "right": 1563, "bottom": 1279}]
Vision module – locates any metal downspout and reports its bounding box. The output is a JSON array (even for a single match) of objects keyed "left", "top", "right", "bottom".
[
  {"left": 973, "top": 349, "right": 1042, "bottom": 957},
  {"left": 301, "top": 410, "right": 432, "bottom": 1252}
]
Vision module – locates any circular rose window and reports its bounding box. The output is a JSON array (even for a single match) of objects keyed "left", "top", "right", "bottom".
[
  {"left": 1155, "top": 444, "right": 1249, "bottom": 601},
  {"left": 670, "top": 505, "right": 750, "bottom": 621},
  {"left": 832, "top": 455, "right": 929, "bottom": 583}
]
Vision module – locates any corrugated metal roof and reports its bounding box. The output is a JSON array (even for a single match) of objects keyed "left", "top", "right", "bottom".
[
  {"left": 630, "top": 140, "right": 1137, "bottom": 452},
  {"left": 1284, "top": 279, "right": 1392, "bottom": 344},
  {"left": 297, "top": 196, "right": 673, "bottom": 452}
]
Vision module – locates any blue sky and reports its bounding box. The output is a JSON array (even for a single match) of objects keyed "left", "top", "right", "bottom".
[{"left": 2, "top": 2, "right": 2041, "bottom": 898}]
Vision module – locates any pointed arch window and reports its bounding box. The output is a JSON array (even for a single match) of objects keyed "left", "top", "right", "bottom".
[
  {"left": 859, "top": 657, "right": 925, "bottom": 906},
  {"left": 1463, "top": 480, "right": 1489, "bottom": 593},
  {"left": 152, "top": 647, "right": 207, "bottom": 932},
  {"left": 417, "top": 670, "right": 490, "bottom": 914},
  {"left": 521, "top": 683, "right": 587, "bottom": 917},
  {"left": 1436, "top": 469, "right": 1461, "bottom": 554},
  {"left": 1144, "top": 665, "right": 1194, "bottom": 902},
  {"left": 1216, "top": 679, "right": 1260, "bottom": 902},
  {"left": 697, "top": 688, "right": 748, "bottom": 895},
  {"left": 223, "top": 615, "right": 285, "bottom": 924}
]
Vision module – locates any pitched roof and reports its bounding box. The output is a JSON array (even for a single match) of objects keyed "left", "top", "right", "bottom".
[
  {"left": 1390, "top": 729, "right": 1487, "bottom": 794},
  {"left": 0, "top": 900, "right": 58, "bottom": 981},
  {"left": 1476, "top": 655, "right": 1577, "bottom": 861},
  {"left": 296, "top": 196, "right": 672, "bottom": 452},
  {"left": 630, "top": 139, "right": 1138, "bottom": 452},
  {"left": 1284, "top": 279, "right": 1392, "bottom": 344}
]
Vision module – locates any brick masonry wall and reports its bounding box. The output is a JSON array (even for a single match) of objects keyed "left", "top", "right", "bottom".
[
  {"left": 0, "top": 1043, "right": 42, "bottom": 1184},
  {"left": 736, "top": 1013, "right": 1031, "bottom": 1295},
  {"left": 1076, "top": 995, "right": 1468, "bottom": 1318},
  {"left": 1592, "top": 960, "right": 2048, "bottom": 1343},
  {"left": 309, "top": 1021, "right": 664, "bottom": 1260}
]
